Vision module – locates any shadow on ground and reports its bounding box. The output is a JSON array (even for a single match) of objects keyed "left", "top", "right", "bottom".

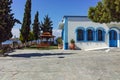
[{"left": 8, "top": 53, "right": 74, "bottom": 58}]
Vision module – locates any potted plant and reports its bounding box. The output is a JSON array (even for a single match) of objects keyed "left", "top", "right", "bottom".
[
  {"left": 56, "top": 37, "right": 63, "bottom": 49},
  {"left": 69, "top": 39, "right": 75, "bottom": 50}
]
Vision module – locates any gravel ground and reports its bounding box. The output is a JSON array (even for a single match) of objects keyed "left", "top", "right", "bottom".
[{"left": 0, "top": 48, "right": 120, "bottom": 80}]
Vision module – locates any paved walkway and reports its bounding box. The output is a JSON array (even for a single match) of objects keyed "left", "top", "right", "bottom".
[{"left": 0, "top": 48, "right": 120, "bottom": 80}]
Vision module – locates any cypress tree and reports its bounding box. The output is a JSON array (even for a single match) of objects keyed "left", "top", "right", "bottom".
[
  {"left": 33, "top": 11, "right": 40, "bottom": 40},
  {"left": 28, "top": 31, "right": 34, "bottom": 41},
  {"left": 0, "top": 0, "right": 20, "bottom": 45},
  {"left": 20, "top": 0, "right": 31, "bottom": 43}
]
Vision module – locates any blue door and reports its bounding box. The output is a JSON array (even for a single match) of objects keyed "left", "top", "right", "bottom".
[{"left": 109, "top": 30, "right": 117, "bottom": 47}]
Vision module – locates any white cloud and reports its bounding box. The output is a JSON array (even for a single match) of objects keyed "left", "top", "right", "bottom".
[
  {"left": 12, "top": 28, "right": 20, "bottom": 38},
  {"left": 53, "top": 29, "right": 62, "bottom": 38}
]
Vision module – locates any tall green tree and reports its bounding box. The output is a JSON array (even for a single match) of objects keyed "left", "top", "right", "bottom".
[
  {"left": 41, "top": 15, "right": 53, "bottom": 34},
  {"left": 33, "top": 11, "right": 40, "bottom": 40},
  {"left": 19, "top": 31, "right": 34, "bottom": 43},
  {"left": 88, "top": 0, "right": 120, "bottom": 23},
  {"left": 0, "top": 0, "right": 20, "bottom": 44},
  {"left": 28, "top": 31, "right": 34, "bottom": 41},
  {"left": 19, "top": 33, "right": 24, "bottom": 43},
  {"left": 20, "top": 0, "right": 31, "bottom": 43}
]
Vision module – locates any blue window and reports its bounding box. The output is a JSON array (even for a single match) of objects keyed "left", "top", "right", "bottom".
[
  {"left": 87, "top": 29, "right": 94, "bottom": 41},
  {"left": 96, "top": 28, "right": 105, "bottom": 41},
  {"left": 76, "top": 29, "right": 84, "bottom": 41}
]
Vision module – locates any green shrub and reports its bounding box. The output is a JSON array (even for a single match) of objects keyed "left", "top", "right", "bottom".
[
  {"left": 70, "top": 39, "right": 75, "bottom": 43},
  {"left": 56, "top": 37, "right": 63, "bottom": 44}
]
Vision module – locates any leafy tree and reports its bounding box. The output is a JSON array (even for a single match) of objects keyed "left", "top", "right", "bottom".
[
  {"left": 0, "top": 0, "right": 20, "bottom": 45},
  {"left": 88, "top": 0, "right": 120, "bottom": 23},
  {"left": 41, "top": 15, "right": 53, "bottom": 34},
  {"left": 56, "top": 37, "right": 62, "bottom": 44},
  {"left": 104, "top": 0, "right": 120, "bottom": 22},
  {"left": 20, "top": 0, "right": 31, "bottom": 43},
  {"left": 33, "top": 11, "right": 40, "bottom": 40}
]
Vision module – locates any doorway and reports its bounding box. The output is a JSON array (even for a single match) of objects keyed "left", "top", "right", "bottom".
[{"left": 109, "top": 30, "right": 118, "bottom": 47}]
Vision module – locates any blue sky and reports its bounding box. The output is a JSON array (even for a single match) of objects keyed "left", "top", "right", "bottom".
[{"left": 11, "top": 0, "right": 101, "bottom": 38}]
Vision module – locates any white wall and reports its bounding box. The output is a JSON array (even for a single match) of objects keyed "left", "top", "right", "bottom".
[{"left": 67, "top": 17, "right": 109, "bottom": 50}]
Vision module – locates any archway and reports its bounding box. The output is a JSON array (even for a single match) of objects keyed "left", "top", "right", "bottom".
[{"left": 109, "top": 30, "right": 118, "bottom": 47}]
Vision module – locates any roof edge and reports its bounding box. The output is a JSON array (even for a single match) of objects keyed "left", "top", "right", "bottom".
[{"left": 63, "top": 15, "right": 88, "bottom": 18}]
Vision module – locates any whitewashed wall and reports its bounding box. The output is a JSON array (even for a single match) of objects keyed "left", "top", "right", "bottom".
[{"left": 67, "top": 17, "right": 110, "bottom": 50}]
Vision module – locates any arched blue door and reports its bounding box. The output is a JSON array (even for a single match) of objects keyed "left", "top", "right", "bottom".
[{"left": 109, "top": 30, "right": 117, "bottom": 47}]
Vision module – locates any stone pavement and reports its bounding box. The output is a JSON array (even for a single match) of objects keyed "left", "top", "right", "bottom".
[{"left": 0, "top": 48, "right": 120, "bottom": 80}]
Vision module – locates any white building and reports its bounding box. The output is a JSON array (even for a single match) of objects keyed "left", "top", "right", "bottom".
[{"left": 59, "top": 16, "right": 120, "bottom": 50}]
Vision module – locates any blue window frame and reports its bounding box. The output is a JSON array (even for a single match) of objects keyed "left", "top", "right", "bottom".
[
  {"left": 87, "top": 29, "right": 94, "bottom": 41},
  {"left": 76, "top": 28, "right": 84, "bottom": 41},
  {"left": 98, "top": 30, "right": 103, "bottom": 41},
  {"left": 96, "top": 28, "right": 105, "bottom": 41}
]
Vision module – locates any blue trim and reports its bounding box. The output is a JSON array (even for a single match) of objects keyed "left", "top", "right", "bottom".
[
  {"left": 84, "top": 29, "right": 87, "bottom": 41},
  {"left": 108, "top": 28, "right": 119, "bottom": 47},
  {"left": 86, "top": 27, "right": 95, "bottom": 30},
  {"left": 74, "top": 27, "right": 106, "bottom": 42},
  {"left": 96, "top": 27, "right": 105, "bottom": 42},
  {"left": 86, "top": 27, "right": 95, "bottom": 41},
  {"left": 109, "top": 27, "right": 120, "bottom": 31},
  {"left": 63, "top": 17, "right": 68, "bottom": 50},
  {"left": 75, "top": 27, "right": 85, "bottom": 32},
  {"left": 62, "top": 29, "right": 64, "bottom": 40},
  {"left": 109, "top": 30, "right": 118, "bottom": 47},
  {"left": 64, "top": 16, "right": 88, "bottom": 18},
  {"left": 75, "top": 27, "right": 85, "bottom": 42},
  {"left": 119, "top": 33, "right": 120, "bottom": 41}
]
